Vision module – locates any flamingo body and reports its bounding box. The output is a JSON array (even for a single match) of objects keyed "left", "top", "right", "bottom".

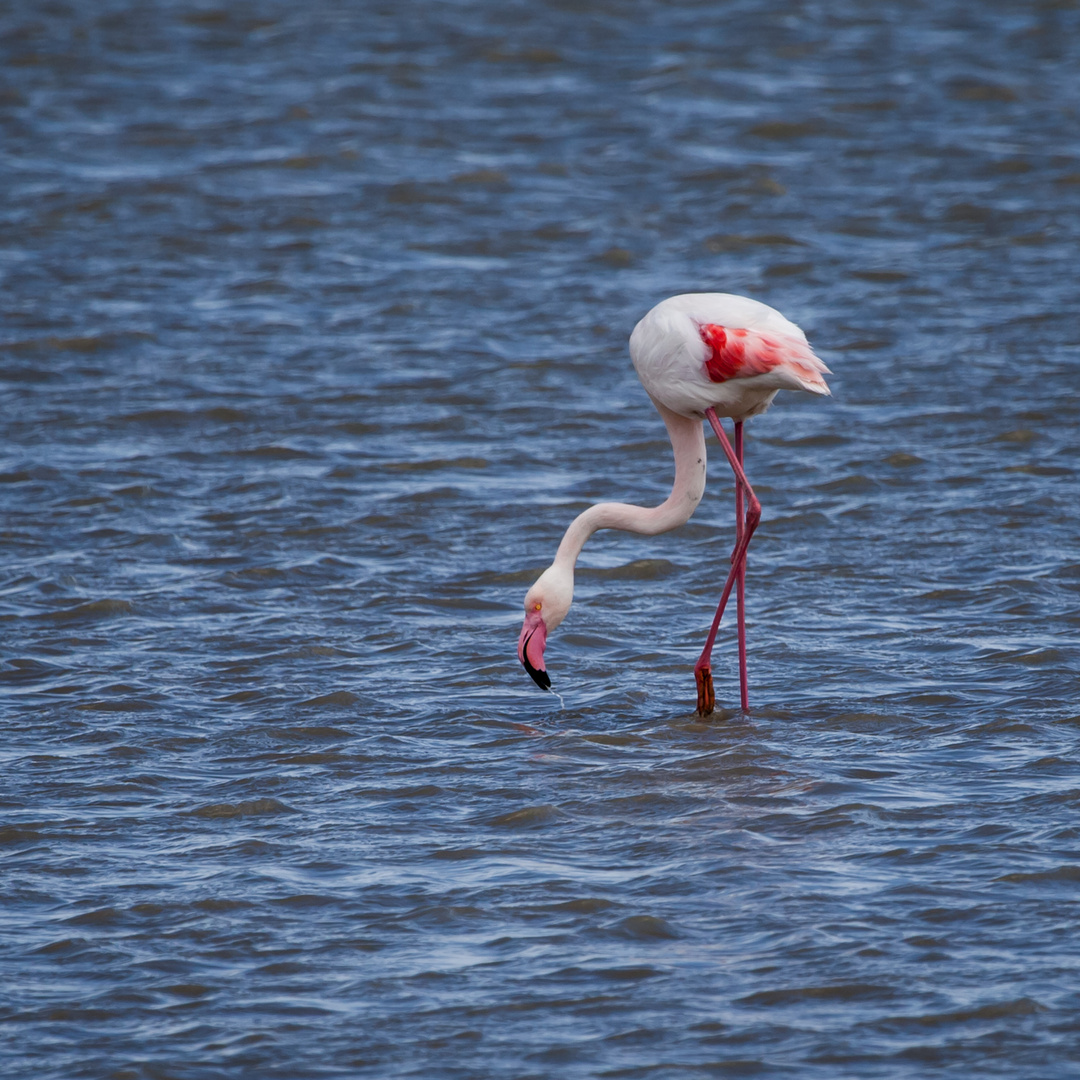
[
  {"left": 518, "top": 293, "right": 831, "bottom": 713},
  {"left": 630, "top": 293, "right": 830, "bottom": 420}
]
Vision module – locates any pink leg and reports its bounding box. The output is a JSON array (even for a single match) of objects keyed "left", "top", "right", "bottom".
[
  {"left": 734, "top": 422, "right": 749, "bottom": 712},
  {"left": 694, "top": 409, "right": 761, "bottom": 716}
]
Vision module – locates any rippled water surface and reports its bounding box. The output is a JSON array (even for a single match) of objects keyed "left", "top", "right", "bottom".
[{"left": 3, "top": 1, "right": 1080, "bottom": 1076}]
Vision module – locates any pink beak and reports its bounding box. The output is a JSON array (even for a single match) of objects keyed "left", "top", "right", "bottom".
[{"left": 517, "top": 610, "right": 551, "bottom": 690}]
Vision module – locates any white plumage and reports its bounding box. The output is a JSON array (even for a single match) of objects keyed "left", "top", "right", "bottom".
[{"left": 629, "top": 293, "right": 830, "bottom": 419}]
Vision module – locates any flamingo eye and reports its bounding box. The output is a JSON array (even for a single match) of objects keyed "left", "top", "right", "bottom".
[{"left": 534, "top": 603, "right": 542, "bottom": 611}]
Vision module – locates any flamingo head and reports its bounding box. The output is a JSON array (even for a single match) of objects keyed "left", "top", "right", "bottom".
[{"left": 518, "top": 565, "right": 573, "bottom": 691}]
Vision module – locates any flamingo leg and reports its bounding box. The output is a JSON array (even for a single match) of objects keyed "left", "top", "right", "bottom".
[
  {"left": 694, "top": 408, "right": 761, "bottom": 716},
  {"left": 734, "top": 421, "right": 749, "bottom": 712}
]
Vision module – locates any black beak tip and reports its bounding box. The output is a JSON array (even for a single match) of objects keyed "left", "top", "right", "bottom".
[
  {"left": 521, "top": 654, "right": 552, "bottom": 691},
  {"left": 521, "top": 628, "right": 552, "bottom": 691},
  {"left": 531, "top": 667, "right": 552, "bottom": 691}
]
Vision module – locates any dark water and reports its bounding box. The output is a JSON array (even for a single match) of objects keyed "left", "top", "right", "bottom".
[{"left": 3, "top": 1, "right": 1080, "bottom": 1076}]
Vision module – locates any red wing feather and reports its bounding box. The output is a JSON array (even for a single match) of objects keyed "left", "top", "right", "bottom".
[{"left": 699, "top": 323, "right": 826, "bottom": 388}]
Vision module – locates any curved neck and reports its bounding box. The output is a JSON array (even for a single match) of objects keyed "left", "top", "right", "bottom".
[{"left": 553, "top": 400, "right": 706, "bottom": 572}]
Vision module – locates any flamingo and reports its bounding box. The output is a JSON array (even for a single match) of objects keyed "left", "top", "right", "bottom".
[{"left": 517, "top": 293, "right": 831, "bottom": 716}]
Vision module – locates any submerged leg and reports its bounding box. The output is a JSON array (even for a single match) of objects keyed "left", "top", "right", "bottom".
[{"left": 694, "top": 409, "right": 761, "bottom": 717}]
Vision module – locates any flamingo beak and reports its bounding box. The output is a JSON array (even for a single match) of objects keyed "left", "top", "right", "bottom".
[{"left": 517, "top": 610, "right": 551, "bottom": 690}]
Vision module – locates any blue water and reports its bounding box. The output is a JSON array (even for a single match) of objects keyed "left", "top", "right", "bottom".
[{"left": 3, "top": 1, "right": 1080, "bottom": 1076}]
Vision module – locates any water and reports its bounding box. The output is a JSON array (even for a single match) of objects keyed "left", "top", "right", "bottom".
[{"left": 3, "top": 1, "right": 1080, "bottom": 1076}]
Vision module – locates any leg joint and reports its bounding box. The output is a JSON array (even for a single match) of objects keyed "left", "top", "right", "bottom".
[{"left": 746, "top": 497, "right": 762, "bottom": 529}]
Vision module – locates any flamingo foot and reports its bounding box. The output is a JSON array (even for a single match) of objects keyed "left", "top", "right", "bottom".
[{"left": 695, "top": 664, "right": 715, "bottom": 717}]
